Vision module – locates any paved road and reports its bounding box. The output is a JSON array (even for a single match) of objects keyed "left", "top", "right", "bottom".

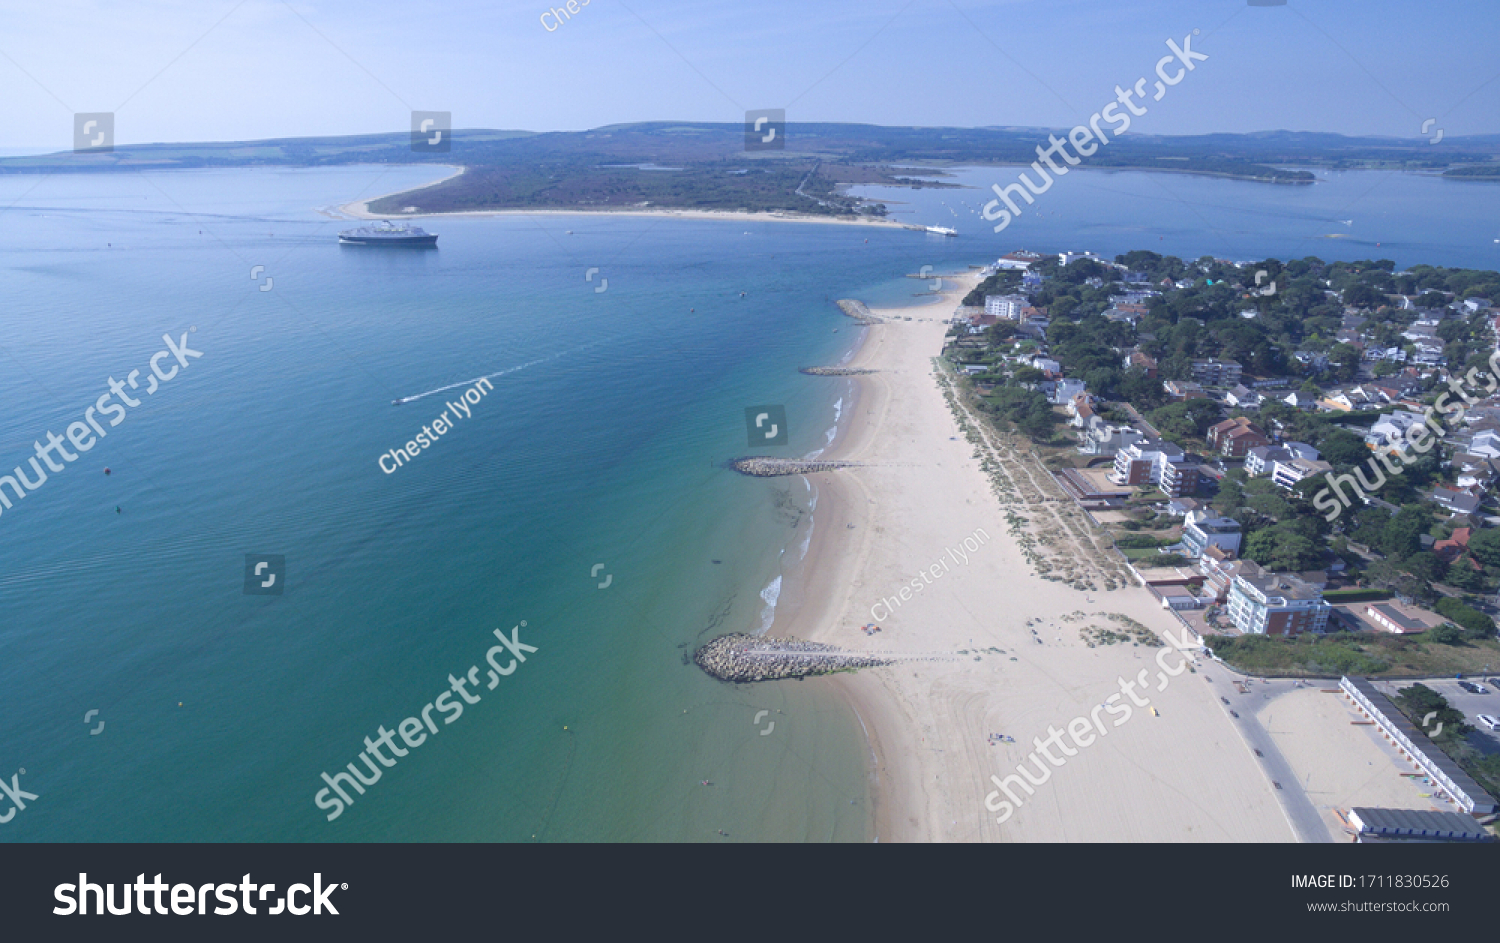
[
  {"left": 1118, "top": 403, "right": 1162, "bottom": 440},
  {"left": 1202, "top": 672, "right": 1335, "bottom": 843}
]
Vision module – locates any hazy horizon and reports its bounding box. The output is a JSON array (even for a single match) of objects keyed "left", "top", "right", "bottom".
[
  {"left": 7, "top": 122, "right": 1499, "bottom": 158},
  {"left": 3, "top": 0, "right": 1497, "bottom": 150}
]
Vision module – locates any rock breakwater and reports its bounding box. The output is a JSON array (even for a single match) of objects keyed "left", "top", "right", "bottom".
[
  {"left": 731, "top": 458, "right": 859, "bottom": 477},
  {"left": 693, "top": 633, "right": 895, "bottom": 682},
  {"left": 799, "top": 366, "right": 877, "bottom": 376},
  {"left": 835, "top": 300, "right": 882, "bottom": 324}
]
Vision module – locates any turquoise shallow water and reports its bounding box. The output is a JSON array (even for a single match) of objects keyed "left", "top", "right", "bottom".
[
  {"left": 0, "top": 166, "right": 973, "bottom": 841},
  {"left": 0, "top": 163, "right": 1494, "bottom": 842}
]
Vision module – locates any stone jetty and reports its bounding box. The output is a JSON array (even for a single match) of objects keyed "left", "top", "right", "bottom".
[
  {"left": 798, "top": 366, "right": 877, "bottom": 376},
  {"left": 731, "top": 457, "right": 859, "bottom": 477},
  {"left": 694, "top": 633, "right": 894, "bottom": 682},
  {"left": 835, "top": 299, "right": 881, "bottom": 324}
]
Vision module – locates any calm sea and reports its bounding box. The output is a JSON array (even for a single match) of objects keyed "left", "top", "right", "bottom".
[
  {"left": 854, "top": 164, "right": 1500, "bottom": 270},
  {"left": 0, "top": 162, "right": 1493, "bottom": 842}
]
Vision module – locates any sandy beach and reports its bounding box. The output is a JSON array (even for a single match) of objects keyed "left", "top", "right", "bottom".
[
  {"left": 1254, "top": 684, "right": 1468, "bottom": 839},
  {"left": 772, "top": 275, "right": 1298, "bottom": 842}
]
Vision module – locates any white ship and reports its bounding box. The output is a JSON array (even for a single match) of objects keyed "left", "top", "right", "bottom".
[
  {"left": 925, "top": 225, "right": 958, "bottom": 237},
  {"left": 339, "top": 220, "right": 438, "bottom": 246}
]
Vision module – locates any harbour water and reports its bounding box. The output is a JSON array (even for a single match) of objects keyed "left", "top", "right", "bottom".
[
  {"left": 0, "top": 161, "right": 1495, "bottom": 841},
  {"left": 0, "top": 166, "right": 939, "bottom": 841}
]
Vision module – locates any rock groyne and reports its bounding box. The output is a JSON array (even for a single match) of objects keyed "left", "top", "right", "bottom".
[
  {"left": 693, "top": 633, "right": 894, "bottom": 682},
  {"left": 799, "top": 366, "right": 877, "bottom": 376},
  {"left": 835, "top": 299, "right": 882, "bottom": 324},
  {"left": 731, "top": 457, "right": 859, "bottom": 477}
]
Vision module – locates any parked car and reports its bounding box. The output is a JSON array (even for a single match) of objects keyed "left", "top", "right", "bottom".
[
  {"left": 1459, "top": 681, "right": 1487, "bottom": 694},
  {"left": 1478, "top": 714, "right": 1500, "bottom": 731}
]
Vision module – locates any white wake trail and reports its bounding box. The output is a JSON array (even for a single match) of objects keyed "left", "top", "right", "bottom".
[{"left": 393, "top": 344, "right": 595, "bottom": 404}]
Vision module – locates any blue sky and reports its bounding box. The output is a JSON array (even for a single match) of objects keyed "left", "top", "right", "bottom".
[{"left": 2, "top": 0, "right": 1497, "bottom": 149}]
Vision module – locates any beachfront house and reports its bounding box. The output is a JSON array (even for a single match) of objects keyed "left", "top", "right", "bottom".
[
  {"left": 994, "top": 250, "right": 1043, "bottom": 270},
  {"left": 1067, "top": 393, "right": 1095, "bottom": 425},
  {"left": 1111, "top": 440, "right": 1187, "bottom": 489},
  {"left": 1226, "top": 562, "right": 1331, "bottom": 636},
  {"left": 1158, "top": 461, "right": 1202, "bottom": 498},
  {"left": 1181, "top": 511, "right": 1243, "bottom": 560},
  {"left": 1045, "top": 378, "right": 1087, "bottom": 405},
  {"left": 1058, "top": 251, "right": 1100, "bottom": 267},
  {"left": 1078, "top": 417, "right": 1144, "bottom": 456},
  {"left": 984, "top": 294, "right": 1026, "bottom": 320},
  {"left": 1199, "top": 547, "right": 1243, "bottom": 602}
]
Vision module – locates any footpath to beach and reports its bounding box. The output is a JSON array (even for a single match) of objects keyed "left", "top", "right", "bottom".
[{"left": 764, "top": 273, "right": 1297, "bottom": 843}]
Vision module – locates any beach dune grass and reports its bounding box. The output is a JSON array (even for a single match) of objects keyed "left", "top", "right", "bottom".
[{"left": 1208, "top": 631, "right": 1500, "bottom": 678}]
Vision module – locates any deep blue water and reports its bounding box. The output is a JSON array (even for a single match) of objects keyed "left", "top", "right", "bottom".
[{"left": 0, "top": 162, "right": 1494, "bottom": 842}]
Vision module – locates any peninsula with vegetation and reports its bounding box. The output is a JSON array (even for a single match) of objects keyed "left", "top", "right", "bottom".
[{"left": 10, "top": 123, "right": 1500, "bottom": 220}]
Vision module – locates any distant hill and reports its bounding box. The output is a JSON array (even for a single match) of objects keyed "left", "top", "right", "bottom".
[{"left": 7, "top": 123, "right": 1497, "bottom": 216}]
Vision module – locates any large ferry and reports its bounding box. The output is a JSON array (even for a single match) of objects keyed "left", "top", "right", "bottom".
[
  {"left": 338, "top": 220, "right": 438, "bottom": 246},
  {"left": 925, "top": 225, "right": 958, "bottom": 237}
]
